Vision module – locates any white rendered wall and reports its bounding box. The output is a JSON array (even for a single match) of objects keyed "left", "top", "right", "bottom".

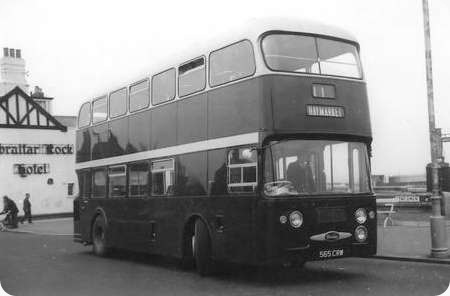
[{"left": 0, "top": 127, "right": 77, "bottom": 215}]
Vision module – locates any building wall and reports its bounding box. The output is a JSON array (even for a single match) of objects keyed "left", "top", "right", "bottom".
[{"left": 0, "top": 127, "right": 77, "bottom": 215}]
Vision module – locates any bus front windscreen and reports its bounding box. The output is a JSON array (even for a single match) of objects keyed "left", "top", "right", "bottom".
[
  {"left": 262, "top": 34, "right": 362, "bottom": 79},
  {"left": 264, "top": 140, "right": 371, "bottom": 197}
]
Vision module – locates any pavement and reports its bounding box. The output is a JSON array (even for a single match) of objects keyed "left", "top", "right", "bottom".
[{"left": 3, "top": 216, "right": 450, "bottom": 264}]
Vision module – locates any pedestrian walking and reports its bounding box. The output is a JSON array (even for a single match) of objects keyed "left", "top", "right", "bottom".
[
  {"left": 21, "top": 193, "right": 32, "bottom": 224},
  {"left": 0, "top": 195, "right": 19, "bottom": 229}
]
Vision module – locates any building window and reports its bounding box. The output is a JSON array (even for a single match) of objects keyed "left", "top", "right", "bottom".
[
  {"left": 109, "top": 88, "right": 127, "bottom": 118},
  {"left": 78, "top": 102, "right": 91, "bottom": 128},
  {"left": 67, "top": 183, "right": 74, "bottom": 196},
  {"left": 92, "top": 96, "right": 108, "bottom": 123},
  {"left": 108, "top": 165, "right": 126, "bottom": 198},
  {"left": 129, "top": 162, "right": 149, "bottom": 197},
  {"left": 227, "top": 147, "right": 257, "bottom": 193},
  {"left": 152, "top": 68, "right": 176, "bottom": 105},
  {"left": 151, "top": 159, "right": 174, "bottom": 196},
  {"left": 209, "top": 40, "right": 255, "bottom": 87},
  {"left": 129, "top": 79, "right": 150, "bottom": 112},
  {"left": 178, "top": 57, "right": 206, "bottom": 97},
  {"left": 93, "top": 168, "right": 107, "bottom": 198}
]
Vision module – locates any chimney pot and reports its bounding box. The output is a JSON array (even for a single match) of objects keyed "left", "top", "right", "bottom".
[
  {"left": 3, "top": 48, "right": 8, "bottom": 57},
  {"left": 9, "top": 48, "right": 15, "bottom": 58},
  {"left": 16, "top": 49, "right": 21, "bottom": 58}
]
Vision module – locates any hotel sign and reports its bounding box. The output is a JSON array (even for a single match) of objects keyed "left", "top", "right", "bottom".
[
  {"left": 13, "top": 163, "right": 50, "bottom": 176},
  {"left": 0, "top": 144, "right": 73, "bottom": 155}
]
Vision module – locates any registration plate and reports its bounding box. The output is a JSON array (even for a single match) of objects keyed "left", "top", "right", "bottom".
[{"left": 318, "top": 249, "right": 345, "bottom": 259}]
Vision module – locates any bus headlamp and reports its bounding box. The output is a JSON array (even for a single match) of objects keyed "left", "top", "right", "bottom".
[
  {"left": 289, "top": 211, "right": 303, "bottom": 228},
  {"left": 355, "top": 208, "right": 367, "bottom": 224},
  {"left": 355, "top": 225, "right": 368, "bottom": 242}
]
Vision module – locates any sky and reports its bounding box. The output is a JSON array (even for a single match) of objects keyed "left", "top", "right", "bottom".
[{"left": 1, "top": 0, "right": 450, "bottom": 176}]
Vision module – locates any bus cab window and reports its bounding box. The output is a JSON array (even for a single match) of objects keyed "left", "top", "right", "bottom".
[
  {"left": 151, "top": 159, "right": 175, "bottom": 196},
  {"left": 108, "top": 165, "right": 127, "bottom": 198},
  {"left": 227, "top": 147, "right": 257, "bottom": 193},
  {"left": 129, "top": 162, "right": 149, "bottom": 197}
]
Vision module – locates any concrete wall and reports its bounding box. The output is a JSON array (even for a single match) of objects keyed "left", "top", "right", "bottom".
[{"left": 0, "top": 127, "right": 77, "bottom": 215}]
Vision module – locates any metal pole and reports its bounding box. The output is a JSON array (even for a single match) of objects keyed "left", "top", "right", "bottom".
[{"left": 422, "top": 0, "right": 448, "bottom": 258}]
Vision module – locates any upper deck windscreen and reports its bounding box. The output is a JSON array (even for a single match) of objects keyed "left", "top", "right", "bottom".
[{"left": 262, "top": 34, "right": 362, "bottom": 79}]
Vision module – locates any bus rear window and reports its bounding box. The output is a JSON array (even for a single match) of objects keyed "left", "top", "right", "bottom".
[
  {"left": 262, "top": 34, "right": 362, "bottom": 79},
  {"left": 209, "top": 40, "right": 255, "bottom": 87}
]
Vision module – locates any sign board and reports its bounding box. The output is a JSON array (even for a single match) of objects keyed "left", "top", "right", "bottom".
[{"left": 0, "top": 144, "right": 73, "bottom": 155}]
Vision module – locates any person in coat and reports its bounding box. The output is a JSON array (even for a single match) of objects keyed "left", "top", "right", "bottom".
[
  {"left": 0, "top": 195, "right": 19, "bottom": 229},
  {"left": 21, "top": 193, "right": 32, "bottom": 224}
]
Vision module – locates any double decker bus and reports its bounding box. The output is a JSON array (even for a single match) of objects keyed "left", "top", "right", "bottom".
[{"left": 74, "top": 20, "right": 376, "bottom": 275}]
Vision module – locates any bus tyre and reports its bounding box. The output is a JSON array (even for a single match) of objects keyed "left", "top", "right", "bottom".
[
  {"left": 92, "top": 215, "right": 109, "bottom": 257},
  {"left": 194, "top": 219, "right": 214, "bottom": 276}
]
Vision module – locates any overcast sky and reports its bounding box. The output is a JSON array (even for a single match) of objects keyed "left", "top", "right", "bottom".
[{"left": 1, "top": 0, "right": 449, "bottom": 176}]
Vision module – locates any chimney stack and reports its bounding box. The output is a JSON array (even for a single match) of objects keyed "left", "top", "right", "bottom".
[{"left": 0, "top": 47, "right": 28, "bottom": 96}]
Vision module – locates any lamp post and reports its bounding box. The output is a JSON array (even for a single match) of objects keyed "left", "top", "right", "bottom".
[{"left": 422, "top": 0, "right": 448, "bottom": 258}]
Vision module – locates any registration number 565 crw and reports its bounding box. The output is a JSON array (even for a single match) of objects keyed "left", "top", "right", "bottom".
[{"left": 319, "top": 249, "right": 344, "bottom": 258}]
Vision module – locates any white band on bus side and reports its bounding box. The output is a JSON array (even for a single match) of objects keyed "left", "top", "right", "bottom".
[{"left": 75, "top": 132, "right": 259, "bottom": 170}]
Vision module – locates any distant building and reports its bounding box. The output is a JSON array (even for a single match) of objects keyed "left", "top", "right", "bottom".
[{"left": 0, "top": 47, "right": 77, "bottom": 215}]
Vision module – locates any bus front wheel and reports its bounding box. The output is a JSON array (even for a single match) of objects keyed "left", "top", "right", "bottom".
[
  {"left": 194, "top": 219, "right": 214, "bottom": 276},
  {"left": 92, "top": 215, "right": 109, "bottom": 257}
]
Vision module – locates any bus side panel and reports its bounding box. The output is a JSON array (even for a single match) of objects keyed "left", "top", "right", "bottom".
[
  {"left": 150, "top": 103, "right": 177, "bottom": 150},
  {"left": 207, "top": 78, "right": 262, "bottom": 139},
  {"left": 177, "top": 93, "right": 207, "bottom": 145}
]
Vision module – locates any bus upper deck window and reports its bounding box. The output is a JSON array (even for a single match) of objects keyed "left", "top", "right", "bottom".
[
  {"left": 209, "top": 40, "right": 256, "bottom": 87},
  {"left": 178, "top": 57, "right": 206, "bottom": 97},
  {"left": 262, "top": 34, "right": 362, "bottom": 79},
  {"left": 109, "top": 88, "right": 127, "bottom": 118},
  {"left": 129, "top": 79, "right": 150, "bottom": 112},
  {"left": 92, "top": 96, "right": 108, "bottom": 123},
  {"left": 78, "top": 102, "right": 91, "bottom": 128},
  {"left": 152, "top": 68, "right": 175, "bottom": 105}
]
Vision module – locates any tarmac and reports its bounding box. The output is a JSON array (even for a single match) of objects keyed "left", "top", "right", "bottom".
[{"left": 3, "top": 216, "right": 450, "bottom": 264}]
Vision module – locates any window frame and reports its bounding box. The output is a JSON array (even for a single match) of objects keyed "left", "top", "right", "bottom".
[
  {"left": 78, "top": 102, "right": 91, "bottom": 128},
  {"left": 260, "top": 31, "right": 363, "bottom": 80},
  {"left": 151, "top": 68, "right": 176, "bottom": 106},
  {"left": 128, "top": 161, "right": 150, "bottom": 198},
  {"left": 150, "top": 158, "right": 175, "bottom": 196},
  {"left": 92, "top": 95, "right": 108, "bottom": 124},
  {"left": 178, "top": 56, "right": 206, "bottom": 98},
  {"left": 129, "top": 78, "right": 150, "bottom": 113},
  {"left": 208, "top": 39, "right": 256, "bottom": 88},
  {"left": 227, "top": 146, "right": 258, "bottom": 193},
  {"left": 92, "top": 167, "right": 108, "bottom": 199},
  {"left": 108, "top": 87, "right": 128, "bottom": 119},
  {"left": 108, "top": 164, "right": 127, "bottom": 198}
]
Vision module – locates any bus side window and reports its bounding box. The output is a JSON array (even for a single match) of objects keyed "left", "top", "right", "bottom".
[
  {"left": 178, "top": 57, "right": 206, "bottom": 97},
  {"left": 129, "top": 162, "right": 149, "bottom": 197},
  {"left": 209, "top": 40, "right": 255, "bottom": 87},
  {"left": 92, "top": 168, "right": 107, "bottom": 198},
  {"left": 227, "top": 147, "right": 257, "bottom": 193},
  {"left": 108, "top": 165, "right": 127, "bottom": 198},
  {"left": 152, "top": 68, "right": 175, "bottom": 106},
  {"left": 151, "top": 159, "right": 175, "bottom": 196},
  {"left": 77, "top": 170, "right": 92, "bottom": 198}
]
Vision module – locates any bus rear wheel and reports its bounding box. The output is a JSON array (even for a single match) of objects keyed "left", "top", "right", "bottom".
[
  {"left": 193, "top": 219, "right": 214, "bottom": 276},
  {"left": 92, "top": 215, "right": 109, "bottom": 257}
]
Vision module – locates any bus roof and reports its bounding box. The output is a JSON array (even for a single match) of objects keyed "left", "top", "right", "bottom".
[{"left": 80, "top": 18, "right": 359, "bottom": 107}]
